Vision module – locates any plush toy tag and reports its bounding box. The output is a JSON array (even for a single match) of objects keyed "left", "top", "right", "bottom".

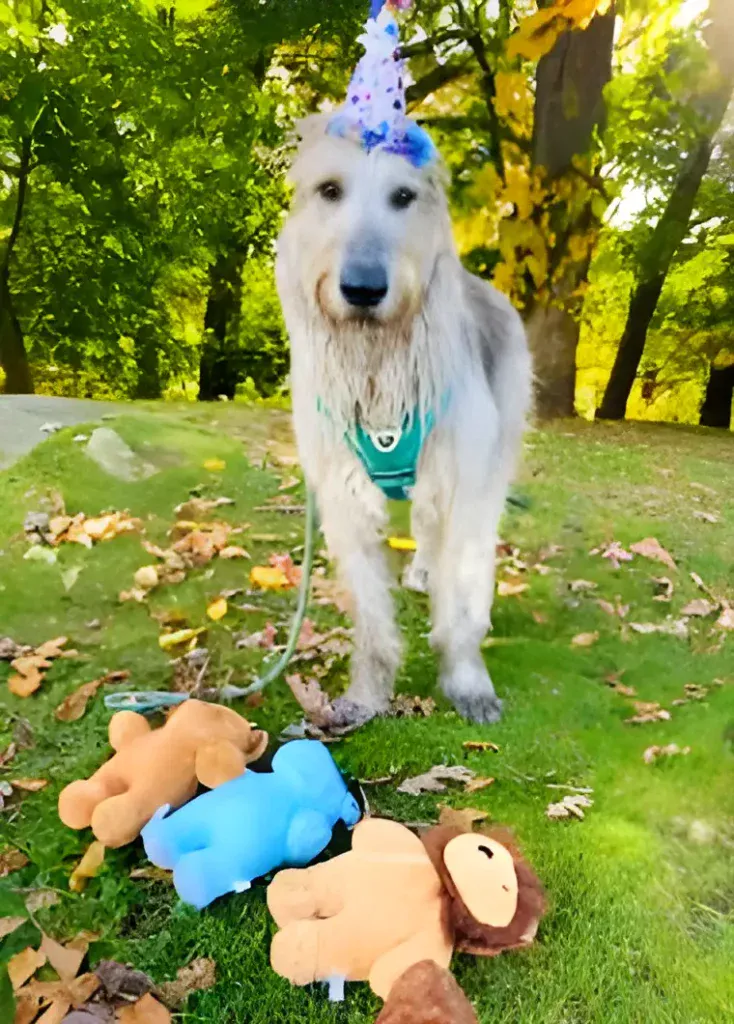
[{"left": 443, "top": 834, "right": 518, "bottom": 927}]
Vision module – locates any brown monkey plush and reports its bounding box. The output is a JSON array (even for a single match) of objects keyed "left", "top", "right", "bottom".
[
  {"left": 268, "top": 817, "right": 544, "bottom": 1001},
  {"left": 58, "top": 700, "right": 268, "bottom": 848}
]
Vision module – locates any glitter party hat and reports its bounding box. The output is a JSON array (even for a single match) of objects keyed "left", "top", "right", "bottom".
[{"left": 327, "top": 0, "right": 436, "bottom": 168}]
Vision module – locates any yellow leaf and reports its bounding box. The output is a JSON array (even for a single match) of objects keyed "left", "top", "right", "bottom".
[
  {"left": 219, "top": 545, "right": 249, "bottom": 560},
  {"left": 10, "top": 778, "right": 48, "bottom": 792},
  {"left": 158, "top": 628, "right": 205, "bottom": 652},
  {"left": 497, "top": 580, "right": 529, "bottom": 597},
  {"left": 69, "top": 841, "right": 105, "bottom": 893},
  {"left": 8, "top": 669, "right": 45, "bottom": 698},
  {"left": 250, "top": 565, "right": 292, "bottom": 591},
  {"left": 387, "top": 536, "right": 417, "bottom": 552},
  {"left": 8, "top": 946, "right": 47, "bottom": 990},
  {"left": 207, "top": 597, "right": 228, "bottom": 621},
  {"left": 572, "top": 631, "right": 600, "bottom": 648},
  {"left": 203, "top": 458, "right": 226, "bottom": 472}
]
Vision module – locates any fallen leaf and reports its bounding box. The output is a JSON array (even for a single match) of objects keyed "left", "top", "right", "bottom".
[
  {"left": 692, "top": 510, "right": 719, "bottom": 524},
  {"left": 203, "top": 458, "right": 226, "bottom": 472},
  {"left": 604, "top": 672, "right": 637, "bottom": 697},
  {"left": 571, "top": 632, "right": 599, "bottom": 648},
  {"left": 95, "top": 960, "right": 154, "bottom": 1001},
  {"left": 8, "top": 946, "right": 47, "bottom": 989},
  {"left": 716, "top": 606, "right": 734, "bottom": 631},
  {"left": 437, "top": 806, "right": 488, "bottom": 831},
  {"left": 0, "top": 638, "right": 31, "bottom": 661},
  {"left": 24, "top": 890, "right": 61, "bottom": 914},
  {"left": 156, "top": 957, "right": 216, "bottom": 1009},
  {"left": 652, "top": 576, "right": 674, "bottom": 602},
  {"left": 464, "top": 776, "right": 495, "bottom": 793},
  {"left": 54, "top": 678, "right": 106, "bottom": 723},
  {"left": 497, "top": 580, "right": 529, "bottom": 597},
  {"left": 8, "top": 669, "right": 45, "bottom": 698},
  {"left": 61, "top": 566, "right": 83, "bottom": 593},
  {"left": 397, "top": 765, "right": 475, "bottom": 796},
  {"left": 11, "top": 655, "right": 53, "bottom": 676},
  {"left": 24, "top": 545, "right": 58, "bottom": 564},
  {"left": 546, "top": 794, "right": 593, "bottom": 820},
  {"left": 236, "top": 623, "right": 278, "bottom": 650},
  {"left": 134, "top": 566, "right": 159, "bottom": 591},
  {"left": 625, "top": 701, "right": 671, "bottom": 725},
  {"left": 569, "top": 579, "right": 597, "bottom": 593},
  {"left": 0, "top": 916, "right": 25, "bottom": 940},
  {"left": 0, "top": 741, "right": 17, "bottom": 767},
  {"left": 462, "top": 740, "right": 500, "bottom": 753},
  {"left": 389, "top": 695, "right": 436, "bottom": 718},
  {"left": 629, "top": 619, "right": 688, "bottom": 638},
  {"left": 643, "top": 743, "right": 691, "bottom": 764},
  {"left": 591, "top": 541, "right": 633, "bottom": 569},
  {"left": 118, "top": 994, "right": 171, "bottom": 1024},
  {"left": 531, "top": 610, "right": 548, "bottom": 624},
  {"left": 69, "top": 842, "right": 105, "bottom": 893},
  {"left": 158, "top": 628, "right": 205, "bottom": 653},
  {"left": 119, "top": 588, "right": 148, "bottom": 604},
  {"left": 206, "top": 597, "right": 228, "bottom": 622},
  {"left": 672, "top": 683, "right": 709, "bottom": 706},
  {"left": 175, "top": 497, "right": 234, "bottom": 519},
  {"left": 0, "top": 848, "right": 29, "bottom": 877},
  {"left": 34, "top": 637, "right": 68, "bottom": 659},
  {"left": 218, "top": 546, "right": 249, "bottom": 560},
  {"left": 40, "top": 933, "right": 87, "bottom": 982},
  {"left": 681, "top": 598, "right": 716, "bottom": 617},
  {"left": 596, "top": 598, "right": 629, "bottom": 618},
  {"left": 269, "top": 553, "right": 302, "bottom": 586},
  {"left": 9, "top": 779, "right": 48, "bottom": 792},
  {"left": 285, "top": 674, "right": 335, "bottom": 730},
  {"left": 249, "top": 566, "right": 291, "bottom": 590},
  {"left": 387, "top": 536, "right": 417, "bottom": 552},
  {"left": 311, "top": 573, "right": 352, "bottom": 615},
  {"left": 630, "top": 538, "right": 676, "bottom": 571},
  {"left": 129, "top": 866, "right": 173, "bottom": 883}
]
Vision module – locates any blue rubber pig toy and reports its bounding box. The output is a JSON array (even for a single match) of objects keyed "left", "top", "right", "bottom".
[{"left": 141, "top": 739, "right": 361, "bottom": 909}]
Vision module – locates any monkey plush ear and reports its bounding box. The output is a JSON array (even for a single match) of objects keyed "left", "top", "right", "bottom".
[{"left": 422, "top": 826, "right": 545, "bottom": 958}]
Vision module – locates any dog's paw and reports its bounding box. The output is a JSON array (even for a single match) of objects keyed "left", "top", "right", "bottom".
[
  {"left": 329, "top": 696, "right": 381, "bottom": 729},
  {"left": 441, "top": 659, "right": 503, "bottom": 725}
]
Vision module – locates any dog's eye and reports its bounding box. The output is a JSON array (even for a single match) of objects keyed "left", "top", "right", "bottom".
[
  {"left": 390, "top": 186, "right": 417, "bottom": 210},
  {"left": 317, "top": 180, "right": 343, "bottom": 203}
]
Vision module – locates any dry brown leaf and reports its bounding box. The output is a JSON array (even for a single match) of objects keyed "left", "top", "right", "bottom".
[
  {"left": 0, "top": 847, "right": 29, "bottom": 876},
  {"left": 11, "top": 655, "right": 53, "bottom": 676},
  {"left": 117, "top": 993, "right": 172, "bottom": 1024},
  {"left": 569, "top": 579, "right": 597, "bottom": 593},
  {"left": 129, "top": 865, "right": 173, "bottom": 883},
  {"left": 0, "top": 741, "right": 17, "bottom": 767},
  {"left": 716, "top": 606, "right": 734, "bottom": 630},
  {"left": 591, "top": 541, "right": 633, "bottom": 569},
  {"left": 596, "top": 598, "right": 629, "bottom": 619},
  {"left": 692, "top": 510, "right": 719, "bottom": 524},
  {"left": 8, "top": 946, "right": 47, "bottom": 989},
  {"left": 55, "top": 680, "right": 104, "bottom": 723},
  {"left": 531, "top": 610, "right": 549, "bottom": 624},
  {"left": 625, "top": 701, "right": 671, "bottom": 725},
  {"left": 571, "top": 632, "right": 599, "bottom": 648},
  {"left": 133, "top": 566, "right": 159, "bottom": 591},
  {"left": 156, "top": 957, "right": 216, "bottom": 1008},
  {"left": 652, "top": 576, "right": 674, "bottom": 602},
  {"left": 464, "top": 776, "right": 495, "bottom": 793},
  {"left": 8, "top": 669, "right": 45, "bottom": 697},
  {"left": 311, "top": 573, "right": 352, "bottom": 615},
  {"left": 218, "top": 545, "right": 249, "bottom": 560},
  {"left": 397, "top": 765, "right": 475, "bottom": 796},
  {"left": 175, "top": 497, "right": 234, "bottom": 520},
  {"left": 40, "top": 932, "right": 87, "bottom": 982},
  {"left": 681, "top": 598, "right": 716, "bottom": 617},
  {"left": 630, "top": 537, "right": 676, "bottom": 571},
  {"left": 643, "top": 743, "right": 691, "bottom": 764},
  {"left": 24, "top": 890, "right": 62, "bottom": 914},
  {"left": 10, "top": 778, "right": 48, "bottom": 792},
  {"left": 546, "top": 794, "right": 593, "bottom": 820},
  {"left": 69, "top": 842, "right": 105, "bottom": 893},
  {"left": 497, "top": 580, "right": 529, "bottom": 597},
  {"left": 437, "top": 806, "right": 488, "bottom": 831},
  {"left": 629, "top": 619, "right": 688, "bottom": 638},
  {"left": 462, "top": 740, "right": 500, "bottom": 753},
  {"left": 0, "top": 916, "right": 25, "bottom": 941},
  {"left": 206, "top": 597, "right": 228, "bottom": 622},
  {"left": 34, "top": 637, "right": 68, "bottom": 659},
  {"left": 389, "top": 695, "right": 437, "bottom": 718}
]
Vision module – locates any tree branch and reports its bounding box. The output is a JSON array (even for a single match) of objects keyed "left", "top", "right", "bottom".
[
  {"left": 400, "top": 29, "right": 466, "bottom": 59},
  {"left": 405, "top": 57, "right": 473, "bottom": 107}
]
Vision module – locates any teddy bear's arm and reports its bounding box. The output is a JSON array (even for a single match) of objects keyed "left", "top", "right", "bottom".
[
  {"left": 195, "top": 739, "right": 249, "bottom": 789},
  {"left": 368, "top": 927, "right": 454, "bottom": 1001},
  {"left": 351, "top": 818, "right": 429, "bottom": 857},
  {"left": 267, "top": 856, "right": 349, "bottom": 925}
]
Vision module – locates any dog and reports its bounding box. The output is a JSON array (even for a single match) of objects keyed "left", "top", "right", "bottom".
[{"left": 275, "top": 115, "right": 532, "bottom": 725}]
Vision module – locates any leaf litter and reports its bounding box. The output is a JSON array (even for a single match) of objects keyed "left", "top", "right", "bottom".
[
  {"left": 54, "top": 671, "right": 130, "bottom": 723},
  {"left": 643, "top": 744, "right": 691, "bottom": 764},
  {"left": 629, "top": 537, "right": 676, "bottom": 571},
  {"left": 397, "top": 766, "right": 476, "bottom": 796},
  {"left": 624, "top": 701, "right": 671, "bottom": 725},
  {"left": 546, "top": 794, "right": 593, "bottom": 820},
  {"left": 8, "top": 637, "right": 70, "bottom": 698}
]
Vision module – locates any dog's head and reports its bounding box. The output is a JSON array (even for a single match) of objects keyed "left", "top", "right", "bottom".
[{"left": 279, "top": 115, "right": 452, "bottom": 328}]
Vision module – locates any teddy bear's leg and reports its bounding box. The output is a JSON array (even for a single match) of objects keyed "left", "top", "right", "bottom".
[
  {"left": 267, "top": 862, "right": 346, "bottom": 926},
  {"left": 270, "top": 916, "right": 357, "bottom": 987},
  {"left": 172, "top": 847, "right": 241, "bottom": 911},
  {"left": 58, "top": 775, "right": 127, "bottom": 831},
  {"left": 90, "top": 792, "right": 146, "bottom": 849},
  {"left": 108, "top": 711, "right": 151, "bottom": 751},
  {"left": 368, "top": 928, "right": 454, "bottom": 1001}
]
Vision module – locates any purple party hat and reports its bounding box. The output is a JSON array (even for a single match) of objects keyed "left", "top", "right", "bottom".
[{"left": 327, "top": 0, "right": 436, "bottom": 168}]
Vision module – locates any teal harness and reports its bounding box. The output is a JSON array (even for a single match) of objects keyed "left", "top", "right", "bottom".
[{"left": 319, "top": 396, "right": 449, "bottom": 502}]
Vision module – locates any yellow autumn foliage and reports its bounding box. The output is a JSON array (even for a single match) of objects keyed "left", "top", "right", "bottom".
[{"left": 508, "top": 0, "right": 613, "bottom": 62}]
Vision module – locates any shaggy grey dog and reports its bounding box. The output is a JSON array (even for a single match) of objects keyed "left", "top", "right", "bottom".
[{"left": 276, "top": 116, "right": 532, "bottom": 725}]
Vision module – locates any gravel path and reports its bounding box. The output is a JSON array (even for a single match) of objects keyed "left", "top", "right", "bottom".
[{"left": 0, "top": 395, "right": 116, "bottom": 469}]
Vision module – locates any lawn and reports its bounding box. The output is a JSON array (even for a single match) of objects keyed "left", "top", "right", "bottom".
[{"left": 1, "top": 406, "right": 733, "bottom": 1024}]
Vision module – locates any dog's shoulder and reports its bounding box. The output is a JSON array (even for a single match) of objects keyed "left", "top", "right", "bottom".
[{"left": 458, "top": 269, "right": 529, "bottom": 387}]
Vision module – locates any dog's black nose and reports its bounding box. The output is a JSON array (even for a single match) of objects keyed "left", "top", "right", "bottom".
[{"left": 340, "top": 263, "right": 388, "bottom": 309}]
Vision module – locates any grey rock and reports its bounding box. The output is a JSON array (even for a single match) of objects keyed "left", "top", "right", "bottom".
[{"left": 85, "top": 428, "right": 156, "bottom": 482}]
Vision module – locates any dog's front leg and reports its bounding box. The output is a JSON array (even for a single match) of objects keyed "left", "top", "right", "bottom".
[{"left": 317, "top": 460, "right": 401, "bottom": 718}]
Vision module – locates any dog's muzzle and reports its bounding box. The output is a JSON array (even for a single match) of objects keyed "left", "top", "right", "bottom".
[{"left": 340, "top": 260, "right": 388, "bottom": 309}]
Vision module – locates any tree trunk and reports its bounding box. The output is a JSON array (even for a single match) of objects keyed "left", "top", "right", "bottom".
[
  {"left": 598, "top": 0, "right": 734, "bottom": 420},
  {"left": 198, "top": 249, "right": 246, "bottom": 401},
  {"left": 525, "top": 304, "right": 581, "bottom": 419},
  {"left": 0, "top": 136, "right": 33, "bottom": 395},
  {"left": 699, "top": 363, "right": 734, "bottom": 428},
  {"left": 133, "top": 322, "right": 163, "bottom": 399}
]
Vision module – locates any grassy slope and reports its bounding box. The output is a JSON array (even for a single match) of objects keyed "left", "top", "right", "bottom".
[{"left": 0, "top": 408, "right": 733, "bottom": 1024}]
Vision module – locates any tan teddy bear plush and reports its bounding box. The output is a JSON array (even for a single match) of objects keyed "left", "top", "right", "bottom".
[
  {"left": 268, "top": 818, "right": 544, "bottom": 1001},
  {"left": 58, "top": 699, "right": 268, "bottom": 848}
]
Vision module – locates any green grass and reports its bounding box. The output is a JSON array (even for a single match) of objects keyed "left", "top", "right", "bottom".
[{"left": 1, "top": 408, "right": 733, "bottom": 1024}]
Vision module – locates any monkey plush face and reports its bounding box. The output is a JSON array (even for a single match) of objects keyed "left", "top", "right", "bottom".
[{"left": 422, "top": 826, "right": 545, "bottom": 956}]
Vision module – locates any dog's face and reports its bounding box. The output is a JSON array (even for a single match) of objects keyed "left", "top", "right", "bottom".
[{"left": 281, "top": 116, "right": 451, "bottom": 327}]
